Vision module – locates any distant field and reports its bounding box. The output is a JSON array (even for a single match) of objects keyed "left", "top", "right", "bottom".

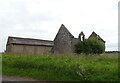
[{"left": 2, "top": 53, "right": 119, "bottom": 81}]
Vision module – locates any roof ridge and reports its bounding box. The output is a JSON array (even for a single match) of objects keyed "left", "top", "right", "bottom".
[{"left": 8, "top": 36, "right": 53, "bottom": 42}]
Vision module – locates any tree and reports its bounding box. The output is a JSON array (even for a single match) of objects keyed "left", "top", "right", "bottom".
[{"left": 75, "top": 38, "right": 105, "bottom": 54}]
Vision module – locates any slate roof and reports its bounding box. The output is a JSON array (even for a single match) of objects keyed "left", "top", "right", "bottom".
[{"left": 7, "top": 36, "right": 54, "bottom": 46}]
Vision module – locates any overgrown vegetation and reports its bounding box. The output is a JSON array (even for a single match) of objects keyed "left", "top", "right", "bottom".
[
  {"left": 75, "top": 38, "right": 105, "bottom": 54},
  {"left": 2, "top": 53, "right": 118, "bottom": 81}
]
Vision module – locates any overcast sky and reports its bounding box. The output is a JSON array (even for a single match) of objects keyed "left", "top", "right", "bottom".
[{"left": 0, "top": 0, "right": 119, "bottom": 52}]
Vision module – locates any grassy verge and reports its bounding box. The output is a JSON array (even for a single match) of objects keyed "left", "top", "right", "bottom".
[
  {"left": 2, "top": 53, "right": 119, "bottom": 81},
  {"left": 0, "top": 53, "right": 2, "bottom": 74}
]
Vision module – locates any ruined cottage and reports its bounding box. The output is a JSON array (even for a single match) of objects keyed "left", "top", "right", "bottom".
[{"left": 6, "top": 24, "right": 105, "bottom": 54}]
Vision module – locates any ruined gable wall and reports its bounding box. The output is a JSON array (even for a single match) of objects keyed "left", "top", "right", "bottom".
[{"left": 53, "top": 29, "right": 73, "bottom": 54}]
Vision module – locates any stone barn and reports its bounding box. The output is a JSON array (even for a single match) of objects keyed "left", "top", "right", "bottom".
[
  {"left": 6, "top": 36, "right": 54, "bottom": 54},
  {"left": 6, "top": 24, "right": 105, "bottom": 54}
]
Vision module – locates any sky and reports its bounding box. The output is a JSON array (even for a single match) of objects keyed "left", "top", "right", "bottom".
[{"left": 0, "top": 0, "right": 119, "bottom": 52}]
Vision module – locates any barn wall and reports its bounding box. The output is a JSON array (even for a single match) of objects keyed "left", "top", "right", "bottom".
[
  {"left": 6, "top": 44, "right": 12, "bottom": 52},
  {"left": 10, "top": 44, "right": 52, "bottom": 54}
]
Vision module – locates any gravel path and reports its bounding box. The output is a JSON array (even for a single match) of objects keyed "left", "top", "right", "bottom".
[{"left": 2, "top": 75, "right": 38, "bottom": 81}]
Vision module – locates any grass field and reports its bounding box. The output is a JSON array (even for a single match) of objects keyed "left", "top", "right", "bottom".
[
  {"left": 2, "top": 53, "right": 119, "bottom": 81},
  {"left": 0, "top": 53, "right": 2, "bottom": 74}
]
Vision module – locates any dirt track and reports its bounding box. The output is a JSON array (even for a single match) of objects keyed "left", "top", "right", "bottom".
[{"left": 2, "top": 75, "right": 37, "bottom": 81}]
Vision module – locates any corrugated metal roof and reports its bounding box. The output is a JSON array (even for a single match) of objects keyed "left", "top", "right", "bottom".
[{"left": 8, "top": 36, "right": 54, "bottom": 46}]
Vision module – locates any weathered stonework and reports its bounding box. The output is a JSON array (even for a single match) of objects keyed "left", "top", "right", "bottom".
[
  {"left": 6, "top": 24, "right": 105, "bottom": 54},
  {"left": 88, "top": 31, "right": 105, "bottom": 43},
  {"left": 53, "top": 24, "right": 74, "bottom": 54},
  {"left": 52, "top": 24, "right": 105, "bottom": 54}
]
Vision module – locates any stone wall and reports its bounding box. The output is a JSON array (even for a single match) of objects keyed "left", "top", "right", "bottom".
[
  {"left": 71, "top": 38, "right": 79, "bottom": 53},
  {"left": 53, "top": 24, "right": 74, "bottom": 54}
]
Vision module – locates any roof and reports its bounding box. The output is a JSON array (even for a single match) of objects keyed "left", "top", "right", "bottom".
[
  {"left": 88, "top": 31, "right": 105, "bottom": 43},
  {"left": 7, "top": 36, "right": 54, "bottom": 46}
]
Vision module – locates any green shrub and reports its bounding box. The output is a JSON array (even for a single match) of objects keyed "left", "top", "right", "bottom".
[{"left": 75, "top": 38, "right": 105, "bottom": 54}]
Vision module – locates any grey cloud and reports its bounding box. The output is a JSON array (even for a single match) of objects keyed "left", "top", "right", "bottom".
[{"left": 0, "top": 0, "right": 61, "bottom": 37}]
